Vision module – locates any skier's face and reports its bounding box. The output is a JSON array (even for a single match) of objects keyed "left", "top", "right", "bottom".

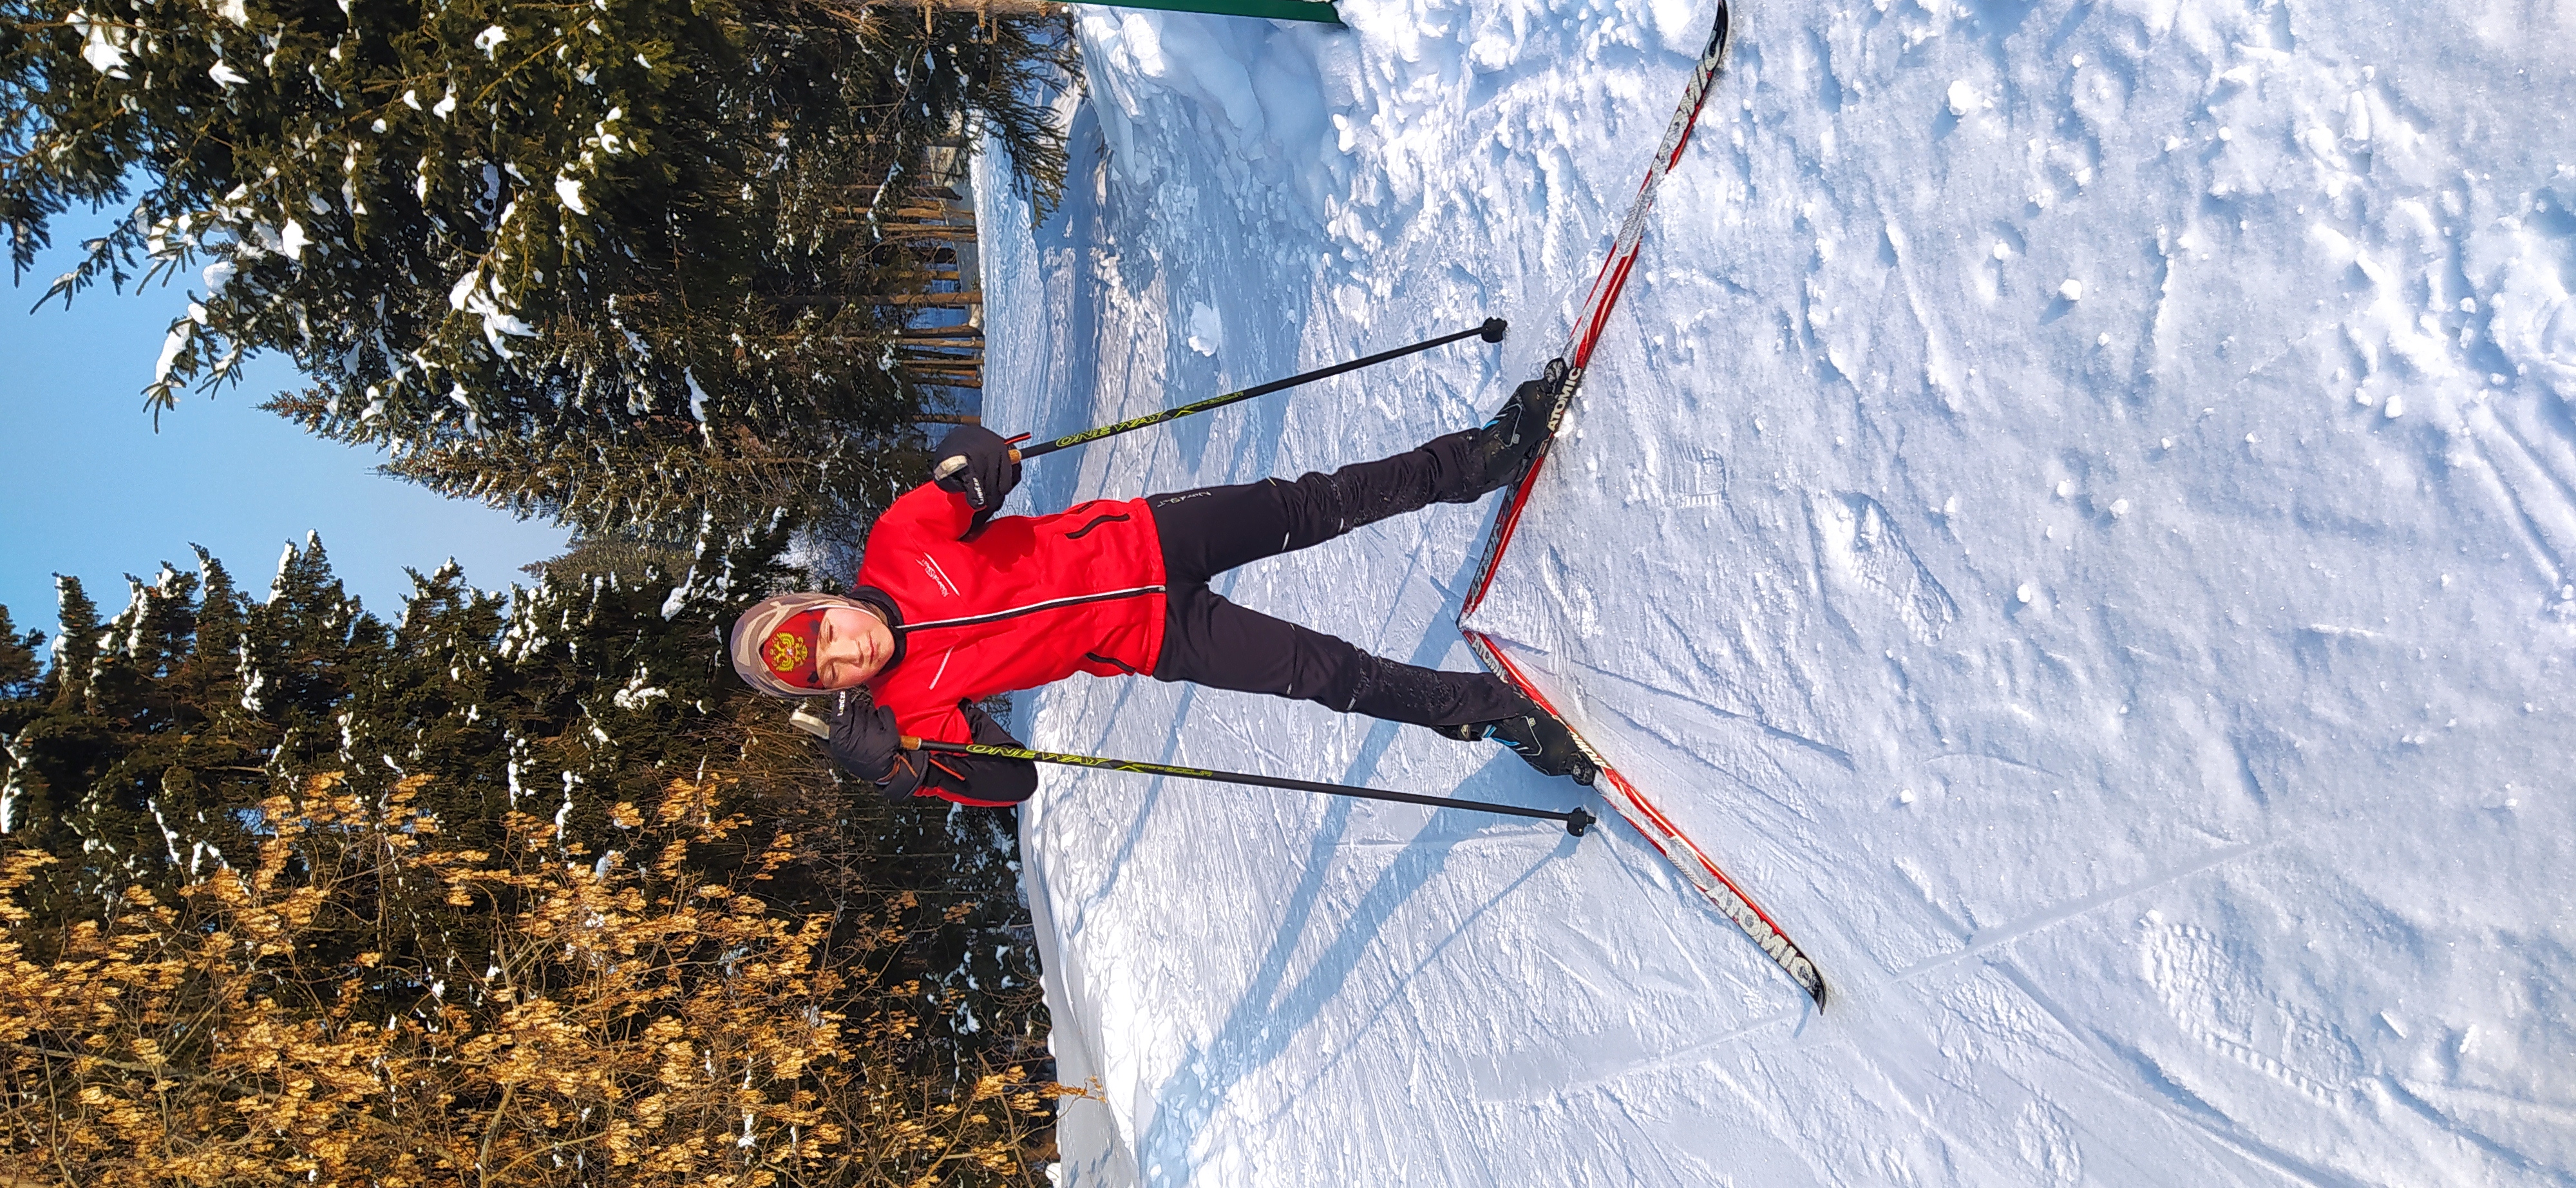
[{"left": 811, "top": 604, "right": 893, "bottom": 689}]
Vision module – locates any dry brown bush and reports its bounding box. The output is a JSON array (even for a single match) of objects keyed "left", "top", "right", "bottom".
[{"left": 0, "top": 772, "right": 1057, "bottom": 1187}]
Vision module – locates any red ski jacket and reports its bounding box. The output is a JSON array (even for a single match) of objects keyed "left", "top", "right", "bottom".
[{"left": 855, "top": 482, "right": 1168, "bottom": 748}]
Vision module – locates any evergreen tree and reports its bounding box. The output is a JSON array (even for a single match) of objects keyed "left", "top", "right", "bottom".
[
  {"left": 64, "top": 565, "right": 217, "bottom": 882},
  {"left": 5, "top": 577, "right": 109, "bottom": 919},
  {"left": 0, "top": 605, "right": 38, "bottom": 702},
  {"left": 368, "top": 414, "right": 927, "bottom": 545},
  {"left": 8, "top": 555, "right": 298, "bottom": 899},
  {"left": 6, "top": 0, "right": 1069, "bottom": 534},
  {"left": 518, "top": 531, "right": 692, "bottom": 586},
  {"left": 0, "top": 604, "right": 46, "bottom": 840},
  {"left": 3, "top": 530, "right": 1046, "bottom": 1073},
  {"left": 43, "top": 575, "right": 99, "bottom": 710}
]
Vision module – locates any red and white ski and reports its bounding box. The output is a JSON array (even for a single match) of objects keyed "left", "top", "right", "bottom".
[{"left": 1458, "top": 0, "right": 1830, "bottom": 1009}]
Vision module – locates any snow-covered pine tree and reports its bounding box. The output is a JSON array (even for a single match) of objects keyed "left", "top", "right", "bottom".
[
  {"left": 364, "top": 409, "right": 927, "bottom": 544},
  {"left": 0, "top": 546, "right": 361, "bottom": 903},
  {"left": 0, "top": 526, "right": 805, "bottom": 900},
  {"left": 0, "top": 577, "right": 116, "bottom": 916},
  {"left": 516, "top": 532, "right": 692, "bottom": 586},
  {"left": 6, "top": 0, "right": 1068, "bottom": 535},
  {"left": 39, "top": 577, "right": 101, "bottom": 712},
  {"left": 0, "top": 604, "right": 46, "bottom": 834}
]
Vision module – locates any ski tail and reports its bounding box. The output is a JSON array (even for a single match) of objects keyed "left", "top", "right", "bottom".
[
  {"left": 1466, "top": 632, "right": 1828, "bottom": 1008},
  {"left": 1457, "top": 0, "right": 1830, "bottom": 1009}
]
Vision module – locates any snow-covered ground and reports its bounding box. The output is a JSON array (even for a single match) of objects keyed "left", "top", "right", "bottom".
[{"left": 971, "top": 0, "right": 2576, "bottom": 1181}]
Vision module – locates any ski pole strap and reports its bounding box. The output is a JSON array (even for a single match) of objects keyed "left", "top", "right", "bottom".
[
  {"left": 1011, "top": 318, "right": 1508, "bottom": 463},
  {"left": 898, "top": 733, "right": 1593, "bottom": 835}
]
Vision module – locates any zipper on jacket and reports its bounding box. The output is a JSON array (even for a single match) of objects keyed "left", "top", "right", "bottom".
[{"left": 895, "top": 584, "right": 1166, "bottom": 636}]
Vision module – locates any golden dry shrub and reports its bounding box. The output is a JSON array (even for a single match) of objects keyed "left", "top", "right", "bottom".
[{"left": 0, "top": 773, "right": 1056, "bottom": 1187}]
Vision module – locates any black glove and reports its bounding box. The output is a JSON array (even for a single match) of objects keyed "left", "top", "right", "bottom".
[
  {"left": 916, "top": 700, "right": 1038, "bottom": 805},
  {"left": 823, "top": 700, "right": 928, "bottom": 800},
  {"left": 931, "top": 425, "right": 1021, "bottom": 513},
  {"left": 957, "top": 700, "right": 1018, "bottom": 747}
]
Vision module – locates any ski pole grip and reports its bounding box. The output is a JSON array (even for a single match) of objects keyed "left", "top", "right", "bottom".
[
  {"left": 933, "top": 450, "right": 1023, "bottom": 481},
  {"left": 899, "top": 734, "right": 923, "bottom": 750}
]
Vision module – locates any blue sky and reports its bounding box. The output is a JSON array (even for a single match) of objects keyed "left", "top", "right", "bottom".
[{"left": 0, "top": 207, "right": 569, "bottom": 651}]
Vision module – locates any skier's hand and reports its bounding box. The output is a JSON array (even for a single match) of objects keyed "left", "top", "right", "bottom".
[
  {"left": 910, "top": 699, "right": 1038, "bottom": 805},
  {"left": 823, "top": 700, "right": 927, "bottom": 800},
  {"left": 931, "top": 425, "right": 1021, "bottom": 512},
  {"left": 960, "top": 700, "right": 1021, "bottom": 747}
]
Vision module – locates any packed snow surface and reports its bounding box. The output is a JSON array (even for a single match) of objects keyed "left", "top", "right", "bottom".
[{"left": 971, "top": 0, "right": 2576, "bottom": 1182}]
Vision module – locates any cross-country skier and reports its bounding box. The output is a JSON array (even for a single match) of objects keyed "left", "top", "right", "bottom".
[{"left": 727, "top": 381, "right": 1598, "bottom": 807}]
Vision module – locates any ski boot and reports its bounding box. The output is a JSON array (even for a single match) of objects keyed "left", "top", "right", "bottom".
[
  {"left": 1437, "top": 378, "right": 1560, "bottom": 501},
  {"left": 1435, "top": 702, "right": 1598, "bottom": 785}
]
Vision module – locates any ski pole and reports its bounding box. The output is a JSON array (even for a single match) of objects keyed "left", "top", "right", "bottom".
[
  {"left": 906, "top": 736, "right": 1594, "bottom": 836},
  {"left": 934, "top": 317, "right": 1508, "bottom": 486}
]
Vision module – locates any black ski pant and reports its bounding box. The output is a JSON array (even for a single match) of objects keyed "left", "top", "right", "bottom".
[{"left": 1145, "top": 436, "right": 1526, "bottom": 729}]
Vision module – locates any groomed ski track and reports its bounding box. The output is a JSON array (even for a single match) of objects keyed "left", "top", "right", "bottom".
[{"left": 974, "top": 0, "right": 2576, "bottom": 1182}]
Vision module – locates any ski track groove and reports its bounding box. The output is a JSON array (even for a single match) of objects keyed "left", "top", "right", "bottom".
[{"left": 1893, "top": 841, "right": 2269, "bottom": 982}]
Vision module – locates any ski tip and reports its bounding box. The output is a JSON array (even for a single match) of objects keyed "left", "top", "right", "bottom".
[{"left": 1480, "top": 316, "right": 1509, "bottom": 343}]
